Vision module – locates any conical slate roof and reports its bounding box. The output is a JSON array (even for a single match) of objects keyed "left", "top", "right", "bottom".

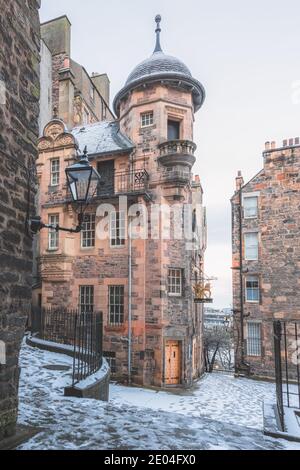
[
  {"left": 125, "top": 51, "right": 193, "bottom": 86},
  {"left": 113, "top": 15, "right": 205, "bottom": 116}
]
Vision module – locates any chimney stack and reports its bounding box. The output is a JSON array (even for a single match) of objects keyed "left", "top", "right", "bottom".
[{"left": 235, "top": 171, "right": 244, "bottom": 191}]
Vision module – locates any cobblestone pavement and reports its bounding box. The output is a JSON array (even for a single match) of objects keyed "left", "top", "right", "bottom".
[{"left": 17, "top": 342, "right": 299, "bottom": 450}]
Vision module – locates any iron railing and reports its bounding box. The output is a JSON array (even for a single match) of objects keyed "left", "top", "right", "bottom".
[
  {"left": 97, "top": 168, "right": 149, "bottom": 197},
  {"left": 273, "top": 320, "right": 300, "bottom": 430},
  {"left": 30, "top": 307, "right": 103, "bottom": 386},
  {"left": 31, "top": 307, "right": 76, "bottom": 344},
  {"left": 72, "top": 311, "right": 103, "bottom": 386}
]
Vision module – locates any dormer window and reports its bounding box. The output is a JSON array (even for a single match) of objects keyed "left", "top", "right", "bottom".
[{"left": 141, "top": 112, "right": 153, "bottom": 128}]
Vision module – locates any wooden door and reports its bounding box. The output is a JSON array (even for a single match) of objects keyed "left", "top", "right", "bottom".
[{"left": 165, "top": 340, "right": 181, "bottom": 385}]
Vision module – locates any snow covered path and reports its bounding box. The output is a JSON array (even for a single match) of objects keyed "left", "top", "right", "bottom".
[{"left": 17, "top": 342, "right": 299, "bottom": 450}]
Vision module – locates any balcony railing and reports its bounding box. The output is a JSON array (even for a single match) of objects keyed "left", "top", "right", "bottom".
[
  {"left": 96, "top": 169, "right": 149, "bottom": 198},
  {"left": 158, "top": 139, "right": 197, "bottom": 158}
]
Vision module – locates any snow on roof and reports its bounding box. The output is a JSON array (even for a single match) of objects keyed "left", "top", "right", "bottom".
[{"left": 71, "top": 121, "right": 134, "bottom": 157}]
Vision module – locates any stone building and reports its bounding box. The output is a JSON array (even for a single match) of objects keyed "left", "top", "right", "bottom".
[
  {"left": 231, "top": 138, "right": 300, "bottom": 379},
  {"left": 39, "top": 15, "right": 113, "bottom": 133},
  {"left": 34, "top": 16, "right": 207, "bottom": 388},
  {"left": 0, "top": 0, "right": 40, "bottom": 440}
]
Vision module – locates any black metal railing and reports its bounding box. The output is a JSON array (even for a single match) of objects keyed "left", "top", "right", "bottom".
[
  {"left": 30, "top": 307, "right": 103, "bottom": 386},
  {"left": 31, "top": 307, "right": 77, "bottom": 345},
  {"left": 273, "top": 320, "right": 300, "bottom": 430},
  {"left": 97, "top": 169, "right": 149, "bottom": 197},
  {"left": 72, "top": 311, "right": 103, "bottom": 386}
]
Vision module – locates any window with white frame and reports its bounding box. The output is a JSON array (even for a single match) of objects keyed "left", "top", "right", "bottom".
[
  {"left": 81, "top": 214, "right": 96, "bottom": 248},
  {"left": 168, "top": 268, "right": 183, "bottom": 296},
  {"left": 247, "top": 322, "right": 261, "bottom": 356},
  {"left": 245, "top": 276, "right": 260, "bottom": 302},
  {"left": 141, "top": 112, "right": 153, "bottom": 128},
  {"left": 50, "top": 159, "right": 60, "bottom": 186},
  {"left": 48, "top": 214, "right": 59, "bottom": 250},
  {"left": 244, "top": 232, "right": 258, "bottom": 260},
  {"left": 243, "top": 196, "right": 258, "bottom": 218},
  {"left": 79, "top": 285, "right": 94, "bottom": 314},
  {"left": 109, "top": 285, "right": 124, "bottom": 325},
  {"left": 110, "top": 211, "right": 125, "bottom": 247}
]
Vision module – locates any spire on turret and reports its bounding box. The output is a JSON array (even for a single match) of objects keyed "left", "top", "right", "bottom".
[{"left": 154, "top": 14, "right": 162, "bottom": 53}]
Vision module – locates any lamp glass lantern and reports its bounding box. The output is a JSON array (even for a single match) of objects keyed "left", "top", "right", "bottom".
[{"left": 65, "top": 148, "right": 101, "bottom": 205}]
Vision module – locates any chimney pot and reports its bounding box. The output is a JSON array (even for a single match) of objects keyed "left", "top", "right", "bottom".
[
  {"left": 265, "top": 141, "right": 270, "bottom": 151},
  {"left": 271, "top": 141, "right": 276, "bottom": 149},
  {"left": 289, "top": 138, "right": 294, "bottom": 146},
  {"left": 235, "top": 171, "right": 244, "bottom": 191},
  {"left": 283, "top": 139, "right": 288, "bottom": 147},
  {"left": 295, "top": 137, "right": 300, "bottom": 145}
]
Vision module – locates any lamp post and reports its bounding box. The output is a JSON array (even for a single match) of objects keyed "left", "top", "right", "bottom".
[{"left": 28, "top": 147, "right": 101, "bottom": 234}]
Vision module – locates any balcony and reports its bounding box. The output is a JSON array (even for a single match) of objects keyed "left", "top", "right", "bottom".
[
  {"left": 158, "top": 139, "right": 197, "bottom": 169},
  {"left": 96, "top": 168, "right": 150, "bottom": 199}
]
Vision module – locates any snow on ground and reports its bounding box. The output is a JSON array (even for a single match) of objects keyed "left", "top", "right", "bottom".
[
  {"left": 17, "top": 341, "right": 300, "bottom": 450},
  {"left": 110, "top": 373, "right": 276, "bottom": 430}
]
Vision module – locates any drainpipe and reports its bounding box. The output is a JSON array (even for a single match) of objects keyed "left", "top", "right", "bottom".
[
  {"left": 238, "top": 187, "right": 245, "bottom": 367},
  {"left": 128, "top": 220, "right": 132, "bottom": 385}
]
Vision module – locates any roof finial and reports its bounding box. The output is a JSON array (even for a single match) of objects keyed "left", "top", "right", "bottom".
[{"left": 154, "top": 14, "right": 162, "bottom": 53}]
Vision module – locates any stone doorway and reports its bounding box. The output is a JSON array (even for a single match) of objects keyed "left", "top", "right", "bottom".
[{"left": 165, "top": 340, "right": 181, "bottom": 385}]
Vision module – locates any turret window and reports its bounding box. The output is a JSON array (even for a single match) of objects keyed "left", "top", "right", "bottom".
[
  {"left": 141, "top": 112, "right": 153, "bottom": 128},
  {"left": 168, "top": 119, "right": 180, "bottom": 140}
]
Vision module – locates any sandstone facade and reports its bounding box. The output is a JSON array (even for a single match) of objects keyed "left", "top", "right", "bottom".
[
  {"left": 231, "top": 139, "right": 300, "bottom": 378},
  {"left": 34, "top": 18, "right": 207, "bottom": 388}
]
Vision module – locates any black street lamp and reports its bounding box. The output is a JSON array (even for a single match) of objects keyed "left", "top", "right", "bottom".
[
  {"left": 65, "top": 147, "right": 100, "bottom": 205},
  {"left": 28, "top": 147, "right": 101, "bottom": 234}
]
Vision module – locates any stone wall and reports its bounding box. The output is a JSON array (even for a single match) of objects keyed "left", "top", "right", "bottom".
[
  {"left": 232, "top": 140, "right": 300, "bottom": 378},
  {"left": 0, "top": 0, "right": 40, "bottom": 439}
]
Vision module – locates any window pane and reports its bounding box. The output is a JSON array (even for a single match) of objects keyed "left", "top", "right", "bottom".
[
  {"left": 79, "top": 286, "right": 94, "bottom": 314},
  {"left": 244, "top": 197, "right": 258, "bottom": 218},
  {"left": 48, "top": 214, "right": 59, "bottom": 249},
  {"left": 246, "top": 276, "right": 259, "bottom": 302},
  {"left": 51, "top": 159, "right": 60, "bottom": 186},
  {"left": 81, "top": 214, "right": 96, "bottom": 248},
  {"left": 247, "top": 322, "right": 261, "bottom": 356},
  {"left": 109, "top": 286, "right": 125, "bottom": 325},
  {"left": 168, "top": 268, "right": 182, "bottom": 295},
  {"left": 141, "top": 112, "right": 153, "bottom": 127},
  {"left": 244, "top": 233, "right": 258, "bottom": 260},
  {"left": 110, "top": 211, "right": 125, "bottom": 246}
]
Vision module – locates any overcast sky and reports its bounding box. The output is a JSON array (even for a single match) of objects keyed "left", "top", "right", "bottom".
[{"left": 40, "top": 0, "right": 300, "bottom": 308}]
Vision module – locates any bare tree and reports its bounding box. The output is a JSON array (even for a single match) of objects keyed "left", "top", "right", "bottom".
[{"left": 203, "top": 325, "right": 234, "bottom": 373}]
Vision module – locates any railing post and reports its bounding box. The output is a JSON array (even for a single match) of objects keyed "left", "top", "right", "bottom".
[{"left": 274, "top": 320, "right": 284, "bottom": 430}]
